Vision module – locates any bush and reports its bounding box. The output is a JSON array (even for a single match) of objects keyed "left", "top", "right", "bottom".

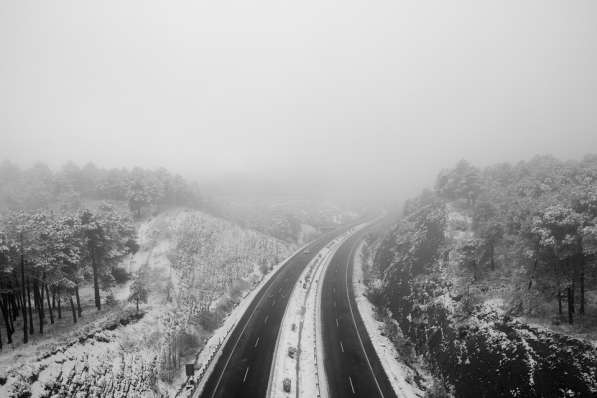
[
  {"left": 178, "top": 331, "right": 201, "bottom": 356},
  {"left": 229, "top": 279, "right": 249, "bottom": 299},
  {"left": 424, "top": 379, "right": 452, "bottom": 398},
  {"left": 112, "top": 266, "right": 131, "bottom": 284},
  {"left": 196, "top": 311, "right": 218, "bottom": 331},
  {"left": 105, "top": 292, "right": 117, "bottom": 306},
  {"left": 259, "top": 261, "right": 271, "bottom": 275}
]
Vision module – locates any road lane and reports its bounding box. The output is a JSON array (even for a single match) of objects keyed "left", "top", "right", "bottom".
[{"left": 321, "top": 231, "right": 398, "bottom": 398}]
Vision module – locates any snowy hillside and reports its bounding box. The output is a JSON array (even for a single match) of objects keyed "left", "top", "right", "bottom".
[{"left": 0, "top": 209, "right": 293, "bottom": 397}]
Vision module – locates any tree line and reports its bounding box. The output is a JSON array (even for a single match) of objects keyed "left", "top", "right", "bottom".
[{"left": 0, "top": 161, "right": 202, "bottom": 217}]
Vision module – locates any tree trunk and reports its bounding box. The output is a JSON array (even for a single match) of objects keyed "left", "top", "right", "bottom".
[
  {"left": 26, "top": 278, "right": 34, "bottom": 335},
  {"left": 22, "top": 282, "right": 29, "bottom": 344},
  {"left": 45, "top": 285, "right": 54, "bottom": 325},
  {"left": 9, "top": 293, "right": 17, "bottom": 322},
  {"left": 490, "top": 242, "right": 495, "bottom": 270},
  {"left": 136, "top": 298, "right": 139, "bottom": 314},
  {"left": 571, "top": 281, "right": 575, "bottom": 314},
  {"left": 556, "top": 260, "right": 562, "bottom": 316},
  {"left": 57, "top": 295, "right": 62, "bottom": 319},
  {"left": 75, "top": 285, "right": 82, "bottom": 317},
  {"left": 8, "top": 296, "right": 15, "bottom": 334},
  {"left": 580, "top": 256, "right": 585, "bottom": 315},
  {"left": 20, "top": 245, "right": 28, "bottom": 344},
  {"left": 3, "top": 296, "right": 14, "bottom": 337},
  {"left": 34, "top": 280, "right": 44, "bottom": 334},
  {"left": 10, "top": 294, "right": 17, "bottom": 322},
  {"left": 0, "top": 298, "right": 12, "bottom": 344},
  {"left": 13, "top": 275, "right": 23, "bottom": 320},
  {"left": 471, "top": 260, "right": 478, "bottom": 281},
  {"left": 567, "top": 286, "right": 573, "bottom": 324},
  {"left": 90, "top": 247, "right": 101, "bottom": 311},
  {"left": 69, "top": 296, "right": 77, "bottom": 323}
]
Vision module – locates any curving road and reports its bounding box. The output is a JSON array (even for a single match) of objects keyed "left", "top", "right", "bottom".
[
  {"left": 321, "top": 230, "right": 397, "bottom": 398},
  {"left": 197, "top": 229, "right": 344, "bottom": 398}
]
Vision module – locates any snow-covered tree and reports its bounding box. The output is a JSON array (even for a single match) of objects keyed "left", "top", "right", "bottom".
[{"left": 128, "top": 266, "right": 149, "bottom": 314}]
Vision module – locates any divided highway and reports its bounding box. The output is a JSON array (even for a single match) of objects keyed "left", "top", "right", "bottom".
[
  {"left": 197, "top": 230, "right": 343, "bottom": 398},
  {"left": 321, "top": 229, "right": 397, "bottom": 398}
]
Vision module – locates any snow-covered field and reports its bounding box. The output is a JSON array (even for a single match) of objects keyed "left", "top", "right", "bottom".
[{"left": 353, "top": 241, "right": 424, "bottom": 398}]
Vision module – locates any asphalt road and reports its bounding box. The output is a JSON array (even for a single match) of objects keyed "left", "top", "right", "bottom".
[
  {"left": 197, "top": 230, "right": 343, "bottom": 398},
  {"left": 321, "top": 230, "right": 397, "bottom": 398}
]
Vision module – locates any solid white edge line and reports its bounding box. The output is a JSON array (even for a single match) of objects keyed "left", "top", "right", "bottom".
[{"left": 345, "top": 237, "right": 385, "bottom": 398}]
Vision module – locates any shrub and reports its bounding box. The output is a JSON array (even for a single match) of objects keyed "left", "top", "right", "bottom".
[{"left": 112, "top": 266, "right": 131, "bottom": 284}]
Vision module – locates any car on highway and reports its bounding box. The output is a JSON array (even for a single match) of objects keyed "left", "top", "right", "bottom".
[{"left": 283, "top": 378, "right": 292, "bottom": 393}]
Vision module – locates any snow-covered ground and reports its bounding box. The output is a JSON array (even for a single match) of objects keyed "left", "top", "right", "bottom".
[
  {"left": 267, "top": 226, "right": 363, "bottom": 398},
  {"left": 353, "top": 241, "right": 424, "bottom": 398},
  {"left": 0, "top": 307, "right": 160, "bottom": 398}
]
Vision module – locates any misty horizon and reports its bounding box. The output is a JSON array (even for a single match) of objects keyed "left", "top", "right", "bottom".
[{"left": 2, "top": 0, "right": 597, "bottom": 206}]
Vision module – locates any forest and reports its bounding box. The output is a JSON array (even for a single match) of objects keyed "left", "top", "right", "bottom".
[
  {"left": 0, "top": 161, "right": 202, "bottom": 349},
  {"left": 368, "top": 154, "right": 597, "bottom": 397}
]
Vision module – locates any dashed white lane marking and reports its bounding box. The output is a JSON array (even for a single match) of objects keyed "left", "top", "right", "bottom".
[
  {"left": 340, "top": 341, "right": 345, "bottom": 352},
  {"left": 264, "top": 315, "right": 269, "bottom": 324},
  {"left": 336, "top": 318, "right": 339, "bottom": 327},
  {"left": 348, "top": 376, "right": 356, "bottom": 394},
  {"left": 254, "top": 337, "right": 260, "bottom": 348},
  {"left": 243, "top": 367, "right": 250, "bottom": 384}
]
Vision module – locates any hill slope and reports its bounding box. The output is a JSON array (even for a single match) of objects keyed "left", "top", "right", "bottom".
[{"left": 368, "top": 155, "right": 597, "bottom": 397}]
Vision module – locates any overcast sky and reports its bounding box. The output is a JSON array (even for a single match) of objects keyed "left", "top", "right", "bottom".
[{"left": 1, "top": 1, "right": 596, "bottom": 204}]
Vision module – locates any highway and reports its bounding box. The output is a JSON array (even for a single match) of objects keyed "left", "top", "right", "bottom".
[
  {"left": 321, "top": 230, "right": 397, "bottom": 398},
  {"left": 197, "top": 230, "right": 343, "bottom": 398}
]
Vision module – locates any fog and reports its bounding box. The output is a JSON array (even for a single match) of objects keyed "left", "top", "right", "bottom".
[{"left": 2, "top": 0, "right": 597, "bottom": 206}]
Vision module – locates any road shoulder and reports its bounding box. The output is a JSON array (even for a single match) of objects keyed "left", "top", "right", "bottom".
[{"left": 352, "top": 240, "right": 424, "bottom": 398}]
